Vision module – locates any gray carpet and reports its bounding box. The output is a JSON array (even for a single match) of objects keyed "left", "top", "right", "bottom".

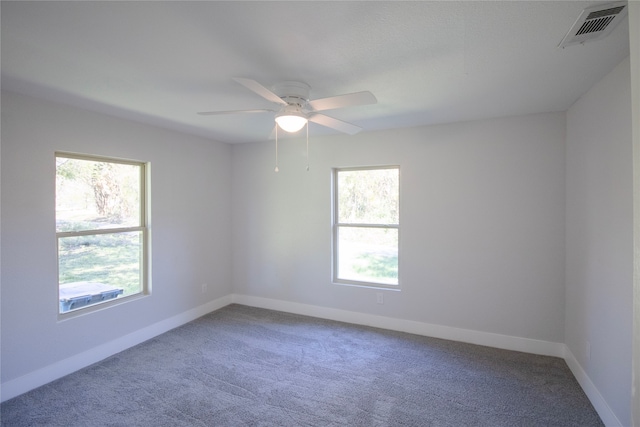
[{"left": 1, "top": 304, "right": 603, "bottom": 426}]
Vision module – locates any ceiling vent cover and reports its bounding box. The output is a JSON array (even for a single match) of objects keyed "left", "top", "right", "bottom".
[{"left": 558, "top": 1, "right": 628, "bottom": 48}]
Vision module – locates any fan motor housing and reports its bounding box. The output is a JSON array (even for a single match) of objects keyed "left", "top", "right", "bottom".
[{"left": 272, "top": 81, "right": 310, "bottom": 105}]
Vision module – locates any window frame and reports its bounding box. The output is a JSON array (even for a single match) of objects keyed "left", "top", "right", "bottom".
[
  {"left": 55, "top": 152, "right": 149, "bottom": 316},
  {"left": 332, "top": 165, "right": 400, "bottom": 289}
]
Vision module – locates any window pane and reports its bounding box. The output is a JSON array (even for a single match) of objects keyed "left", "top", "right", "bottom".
[
  {"left": 337, "top": 226, "right": 398, "bottom": 285},
  {"left": 337, "top": 168, "right": 399, "bottom": 224},
  {"left": 58, "top": 231, "right": 143, "bottom": 312},
  {"left": 56, "top": 157, "right": 141, "bottom": 232}
]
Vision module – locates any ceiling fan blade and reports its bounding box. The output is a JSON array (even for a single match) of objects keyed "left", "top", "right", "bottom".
[
  {"left": 307, "top": 91, "right": 377, "bottom": 112},
  {"left": 308, "top": 113, "right": 363, "bottom": 135},
  {"left": 197, "top": 109, "right": 273, "bottom": 116},
  {"left": 233, "top": 77, "right": 288, "bottom": 106}
]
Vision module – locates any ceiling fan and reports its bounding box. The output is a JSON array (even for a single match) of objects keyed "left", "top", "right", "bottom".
[{"left": 198, "top": 78, "right": 377, "bottom": 135}]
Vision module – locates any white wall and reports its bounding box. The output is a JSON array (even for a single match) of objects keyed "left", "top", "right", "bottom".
[
  {"left": 1, "top": 92, "right": 232, "bottom": 387},
  {"left": 565, "top": 57, "right": 633, "bottom": 427},
  {"left": 232, "top": 112, "right": 566, "bottom": 344}
]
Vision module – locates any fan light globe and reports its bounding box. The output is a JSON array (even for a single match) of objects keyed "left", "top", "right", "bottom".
[{"left": 275, "top": 113, "right": 307, "bottom": 133}]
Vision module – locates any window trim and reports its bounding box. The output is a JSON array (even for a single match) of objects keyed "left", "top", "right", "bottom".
[
  {"left": 332, "top": 165, "right": 400, "bottom": 289},
  {"left": 55, "top": 152, "right": 149, "bottom": 317}
]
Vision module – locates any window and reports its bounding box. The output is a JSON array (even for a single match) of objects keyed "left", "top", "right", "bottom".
[
  {"left": 56, "top": 153, "right": 148, "bottom": 314},
  {"left": 333, "top": 166, "right": 399, "bottom": 287}
]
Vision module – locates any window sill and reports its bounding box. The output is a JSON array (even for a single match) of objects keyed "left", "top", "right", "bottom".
[{"left": 332, "top": 280, "right": 401, "bottom": 291}]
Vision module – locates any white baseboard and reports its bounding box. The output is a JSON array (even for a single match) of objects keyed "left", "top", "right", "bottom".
[
  {"left": 0, "top": 295, "right": 233, "bottom": 403},
  {"left": 563, "top": 345, "right": 623, "bottom": 427},
  {"left": 230, "top": 294, "right": 565, "bottom": 358}
]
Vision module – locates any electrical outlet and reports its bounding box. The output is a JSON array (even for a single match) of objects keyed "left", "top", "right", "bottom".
[
  {"left": 201, "top": 283, "right": 208, "bottom": 293},
  {"left": 376, "top": 293, "right": 383, "bottom": 304}
]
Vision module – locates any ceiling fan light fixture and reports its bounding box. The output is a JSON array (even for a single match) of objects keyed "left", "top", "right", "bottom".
[{"left": 275, "top": 111, "right": 307, "bottom": 133}]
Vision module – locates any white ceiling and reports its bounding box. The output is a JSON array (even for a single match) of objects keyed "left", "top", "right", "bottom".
[{"left": 1, "top": 1, "right": 630, "bottom": 144}]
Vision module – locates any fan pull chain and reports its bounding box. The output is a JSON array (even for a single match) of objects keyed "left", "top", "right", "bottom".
[
  {"left": 274, "top": 125, "right": 279, "bottom": 173},
  {"left": 306, "top": 122, "right": 310, "bottom": 172}
]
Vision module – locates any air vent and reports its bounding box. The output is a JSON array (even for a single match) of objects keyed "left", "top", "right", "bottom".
[{"left": 558, "top": 1, "right": 627, "bottom": 48}]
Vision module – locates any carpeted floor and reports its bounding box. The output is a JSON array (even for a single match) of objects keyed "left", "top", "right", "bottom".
[{"left": 1, "top": 304, "right": 603, "bottom": 426}]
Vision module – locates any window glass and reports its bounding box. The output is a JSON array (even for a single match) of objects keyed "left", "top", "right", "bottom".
[
  {"left": 337, "top": 227, "right": 398, "bottom": 285},
  {"left": 337, "top": 168, "right": 399, "bottom": 224},
  {"left": 56, "top": 157, "right": 141, "bottom": 232}
]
